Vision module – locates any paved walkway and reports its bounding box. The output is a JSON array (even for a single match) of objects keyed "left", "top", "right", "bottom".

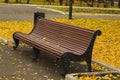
[
  {"left": 0, "top": 3, "right": 66, "bottom": 21},
  {"left": 0, "top": 44, "right": 109, "bottom": 80},
  {"left": 0, "top": 3, "right": 120, "bottom": 21},
  {"left": 0, "top": 44, "right": 63, "bottom": 80}
]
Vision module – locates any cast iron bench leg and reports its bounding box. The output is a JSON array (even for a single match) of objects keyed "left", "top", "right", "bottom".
[
  {"left": 86, "top": 57, "right": 92, "bottom": 72},
  {"left": 32, "top": 47, "right": 40, "bottom": 62},
  {"left": 13, "top": 37, "right": 19, "bottom": 50},
  {"left": 61, "top": 52, "right": 71, "bottom": 77}
]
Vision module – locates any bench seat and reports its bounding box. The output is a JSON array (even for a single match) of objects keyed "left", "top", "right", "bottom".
[{"left": 13, "top": 32, "right": 78, "bottom": 58}]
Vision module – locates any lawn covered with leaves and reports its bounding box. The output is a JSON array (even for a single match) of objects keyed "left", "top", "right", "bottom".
[
  {"left": 53, "top": 18, "right": 120, "bottom": 69},
  {"left": 0, "top": 19, "right": 120, "bottom": 69},
  {"left": 0, "top": 21, "right": 33, "bottom": 39},
  {"left": 0, "top": 18, "right": 120, "bottom": 79},
  {"left": 40, "top": 6, "right": 120, "bottom": 14},
  {"left": 53, "top": 18, "right": 120, "bottom": 80}
]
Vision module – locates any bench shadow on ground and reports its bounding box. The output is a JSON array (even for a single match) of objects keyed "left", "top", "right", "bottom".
[
  {"left": 17, "top": 45, "right": 106, "bottom": 79},
  {"left": 0, "top": 44, "right": 107, "bottom": 80}
]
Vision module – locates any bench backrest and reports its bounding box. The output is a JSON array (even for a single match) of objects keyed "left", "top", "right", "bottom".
[{"left": 31, "top": 18, "right": 101, "bottom": 55}]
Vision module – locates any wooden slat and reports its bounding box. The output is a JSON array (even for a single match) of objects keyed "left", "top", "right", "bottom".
[{"left": 14, "top": 18, "right": 96, "bottom": 58}]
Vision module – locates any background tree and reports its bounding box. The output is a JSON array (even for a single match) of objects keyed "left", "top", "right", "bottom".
[
  {"left": 16, "top": 0, "right": 22, "bottom": 3},
  {"left": 84, "top": 0, "right": 94, "bottom": 7},
  {"left": 65, "top": 0, "right": 69, "bottom": 6},
  {"left": 119, "top": 0, "right": 120, "bottom": 8},
  {"left": 59, "top": 0, "right": 63, "bottom": 5},
  {"left": 16, "top": 0, "right": 18, "bottom": 3},
  {"left": 5, "top": 0, "right": 9, "bottom": 3},
  {"left": 27, "top": 0, "right": 30, "bottom": 4},
  {"left": 111, "top": 0, "right": 114, "bottom": 6},
  {"left": 91, "top": 0, "right": 95, "bottom": 7},
  {"left": 79, "top": 0, "right": 83, "bottom": 6},
  {"left": 104, "top": 0, "right": 108, "bottom": 8}
]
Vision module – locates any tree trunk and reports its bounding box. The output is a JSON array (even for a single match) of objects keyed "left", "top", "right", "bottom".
[
  {"left": 5, "top": 0, "right": 9, "bottom": 3},
  {"left": 65, "top": 0, "right": 68, "bottom": 6},
  {"left": 16, "top": 0, "right": 18, "bottom": 3},
  {"left": 119, "top": 0, "right": 120, "bottom": 8},
  {"left": 111, "top": 0, "right": 114, "bottom": 6},
  {"left": 80, "top": 0, "right": 82, "bottom": 6},
  {"left": 97, "top": 0, "right": 100, "bottom": 7},
  {"left": 104, "top": 0, "right": 108, "bottom": 8},
  {"left": 59, "top": 0, "right": 63, "bottom": 5},
  {"left": 91, "top": 0, "right": 94, "bottom": 7},
  {"left": 27, "top": 0, "right": 30, "bottom": 4}
]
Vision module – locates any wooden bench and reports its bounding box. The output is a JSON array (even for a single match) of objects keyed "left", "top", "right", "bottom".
[{"left": 13, "top": 17, "right": 101, "bottom": 77}]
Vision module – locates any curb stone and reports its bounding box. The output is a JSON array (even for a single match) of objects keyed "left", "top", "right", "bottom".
[
  {"left": 0, "top": 37, "right": 14, "bottom": 45},
  {"left": 0, "top": 37, "right": 8, "bottom": 44},
  {"left": 65, "top": 59, "right": 120, "bottom": 80},
  {"left": 66, "top": 71, "right": 120, "bottom": 80},
  {"left": 37, "top": 7, "right": 65, "bottom": 15},
  {"left": 92, "top": 59, "right": 120, "bottom": 72}
]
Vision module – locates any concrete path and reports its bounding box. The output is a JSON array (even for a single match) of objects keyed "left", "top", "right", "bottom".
[
  {"left": 0, "top": 44, "right": 109, "bottom": 80},
  {"left": 0, "top": 3, "right": 66, "bottom": 21},
  {"left": 0, "top": 3, "right": 120, "bottom": 21}
]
